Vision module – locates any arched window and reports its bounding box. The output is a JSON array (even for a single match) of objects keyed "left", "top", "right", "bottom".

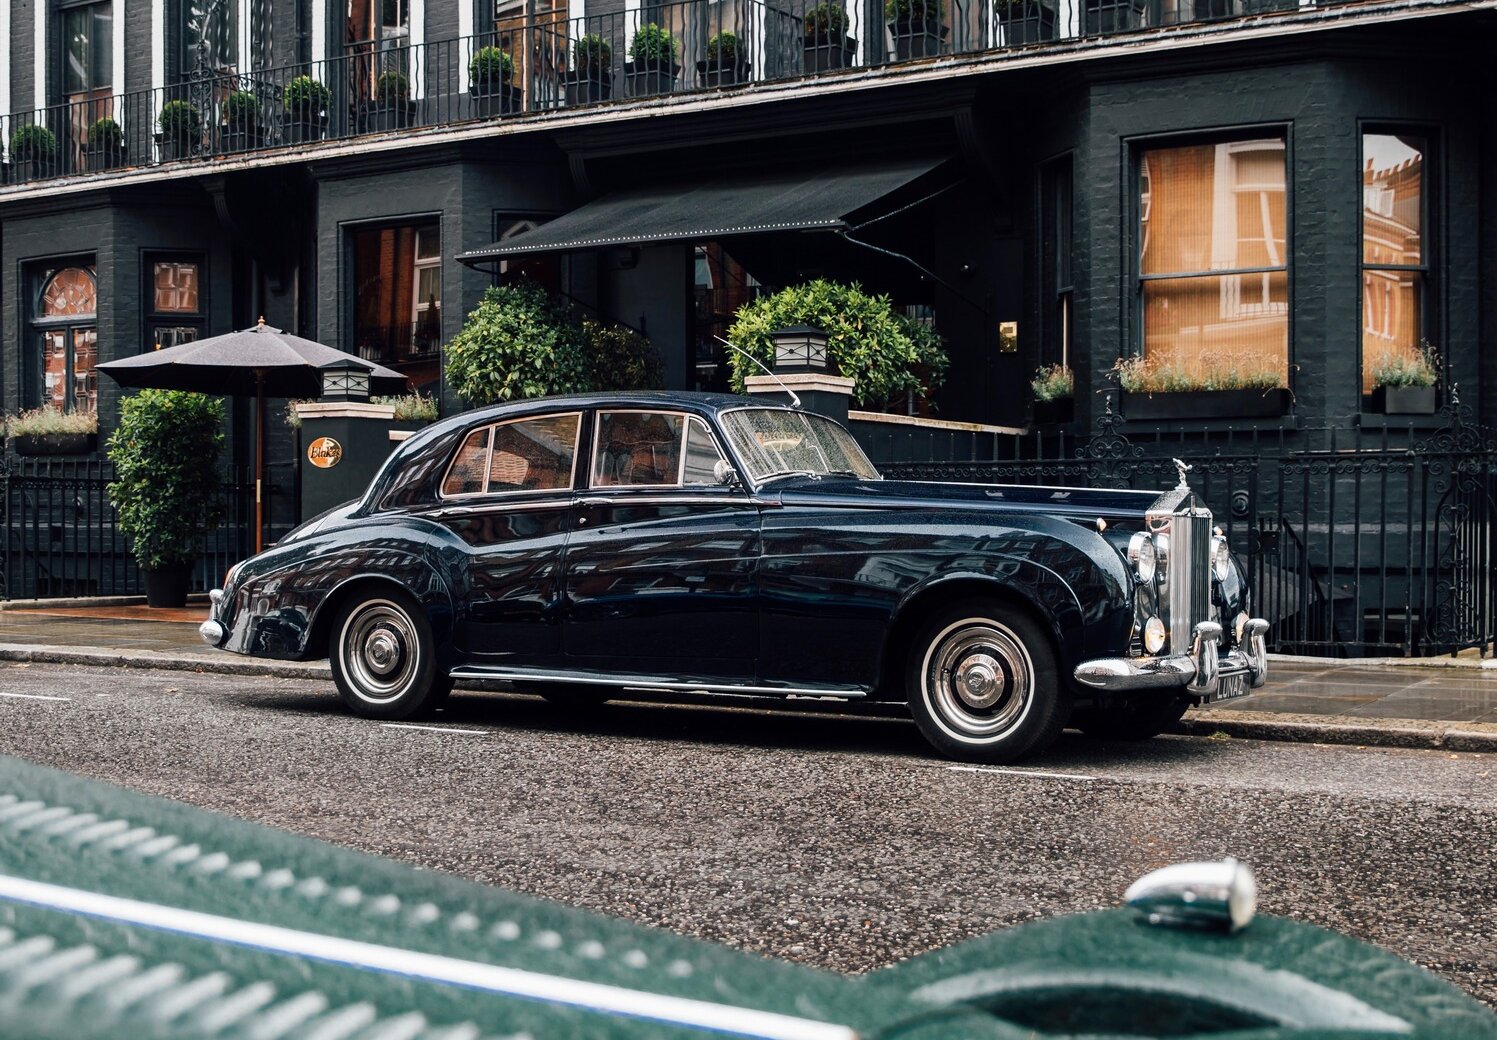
[{"left": 34, "top": 265, "right": 99, "bottom": 414}]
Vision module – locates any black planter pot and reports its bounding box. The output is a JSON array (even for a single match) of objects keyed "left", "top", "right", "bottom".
[
  {"left": 565, "top": 72, "right": 613, "bottom": 106},
  {"left": 624, "top": 61, "right": 681, "bottom": 97},
  {"left": 888, "top": 19, "right": 947, "bottom": 59},
  {"left": 996, "top": 1, "right": 1057, "bottom": 42},
  {"left": 1084, "top": 0, "right": 1147, "bottom": 33},
  {"left": 159, "top": 136, "right": 197, "bottom": 161},
  {"left": 7, "top": 157, "right": 51, "bottom": 184},
  {"left": 1191, "top": 0, "right": 1234, "bottom": 17},
  {"left": 84, "top": 144, "right": 126, "bottom": 171},
  {"left": 219, "top": 125, "right": 267, "bottom": 152},
  {"left": 1370, "top": 385, "right": 1437, "bottom": 415},
  {"left": 284, "top": 114, "right": 327, "bottom": 144},
  {"left": 695, "top": 61, "right": 751, "bottom": 87},
  {"left": 365, "top": 101, "right": 415, "bottom": 132},
  {"left": 1032, "top": 398, "right": 1075, "bottom": 425},
  {"left": 472, "top": 83, "right": 523, "bottom": 116},
  {"left": 10, "top": 432, "right": 97, "bottom": 455},
  {"left": 1241, "top": 0, "right": 1296, "bottom": 11},
  {"left": 1121, "top": 387, "right": 1290, "bottom": 421},
  {"left": 803, "top": 36, "right": 859, "bottom": 72},
  {"left": 143, "top": 564, "right": 193, "bottom": 609}
]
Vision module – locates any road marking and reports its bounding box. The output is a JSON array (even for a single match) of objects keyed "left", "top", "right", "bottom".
[
  {"left": 380, "top": 723, "right": 487, "bottom": 735},
  {"left": 0, "top": 691, "right": 71, "bottom": 703},
  {"left": 945, "top": 765, "right": 1098, "bottom": 781},
  {"left": 0, "top": 875, "right": 859, "bottom": 1040}
]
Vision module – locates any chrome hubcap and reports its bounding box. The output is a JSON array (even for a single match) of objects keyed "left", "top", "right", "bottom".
[
  {"left": 924, "top": 619, "right": 1033, "bottom": 741},
  {"left": 955, "top": 652, "right": 1004, "bottom": 709},
  {"left": 341, "top": 600, "right": 418, "bottom": 703}
]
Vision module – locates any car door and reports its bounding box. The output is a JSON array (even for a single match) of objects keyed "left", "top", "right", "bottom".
[
  {"left": 429, "top": 411, "right": 583, "bottom": 664},
  {"left": 561, "top": 410, "right": 761, "bottom": 677}
]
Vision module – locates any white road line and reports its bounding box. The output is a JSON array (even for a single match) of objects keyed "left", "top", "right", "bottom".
[
  {"left": 380, "top": 723, "right": 487, "bottom": 735},
  {"left": 944, "top": 765, "right": 1098, "bottom": 781},
  {"left": 0, "top": 691, "right": 71, "bottom": 703},
  {"left": 0, "top": 875, "right": 859, "bottom": 1040}
]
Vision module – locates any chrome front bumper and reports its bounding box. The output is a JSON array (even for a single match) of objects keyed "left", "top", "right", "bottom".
[{"left": 1073, "top": 619, "right": 1269, "bottom": 698}]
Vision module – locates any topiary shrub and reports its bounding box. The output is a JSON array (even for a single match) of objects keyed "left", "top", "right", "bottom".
[
  {"left": 469, "top": 46, "right": 515, "bottom": 90},
  {"left": 804, "top": 3, "right": 850, "bottom": 41},
  {"left": 574, "top": 34, "right": 613, "bottom": 72},
  {"left": 704, "top": 31, "right": 741, "bottom": 67},
  {"left": 445, "top": 282, "right": 592, "bottom": 405},
  {"left": 224, "top": 90, "right": 262, "bottom": 128},
  {"left": 584, "top": 320, "right": 664, "bottom": 392},
  {"left": 106, "top": 390, "right": 226, "bottom": 571},
  {"left": 87, "top": 118, "right": 124, "bottom": 150},
  {"left": 284, "top": 75, "right": 331, "bottom": 116},
  {"left": 375, "top": 70, "right": 410, "bottom": 104},
  {"left": 10, "top": 124, "right": 58, "bottom": 161},
  {"left": 629, "top": 23, "right": 680, "bottom": 68},
  {"left": 886, "top": 0, "right": 941, "bottom": 20},
  {"left": 157, "top": 100, "right": 202, "bottom": 142},
  {"left": 726, "top": 280, "right": 948, "bottom": 409}
]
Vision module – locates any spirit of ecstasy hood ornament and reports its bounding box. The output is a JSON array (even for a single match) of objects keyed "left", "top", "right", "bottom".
[{"left": 1173, "top": 457, "right": 1193, "bottom": 489}]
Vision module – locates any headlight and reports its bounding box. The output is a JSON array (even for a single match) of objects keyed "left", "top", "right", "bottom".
[
  {"left": 1212, "top": 536, "right": 1232, "bottom": 582},
  {"left": 1128, "top": 532, "right": 1157, "bottom": 583},
  {"left": 1143, "top": 616, "right": 1168, "bottom": 654}
]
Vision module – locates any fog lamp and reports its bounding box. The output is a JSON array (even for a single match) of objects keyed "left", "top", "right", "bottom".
[{"left": 1143, "top": 616, "right": 1167, "bottom": 654}]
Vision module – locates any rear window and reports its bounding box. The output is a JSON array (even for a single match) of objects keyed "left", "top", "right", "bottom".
[{"left": 440, "top": 413, "right": 581, "bottom": 498}]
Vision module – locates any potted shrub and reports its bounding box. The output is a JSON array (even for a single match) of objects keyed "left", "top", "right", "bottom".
[
  {"left": 83, "top": 117, "right": 127, "bottom": 171},
  {"left": 566, "top": 35, "right": 614, "bottom": 105},
  {"left": 1084, "top": 0, "right": 1147, "bottom": 34},
  {"left": 697, "top": 31, "right": 751, "bottom": 87},
  {"left": 4, "top": 407, "right": 99, "bottom": 455},
  {"left": 886, "top": 0, "right": 947, "bottom": 60},
  {"left": 625, "top": 23, "right": 681, "bottom": 97},
  {"left": 469, "top": 46, "right": 521, "bottom": 116},
  {"left": 994, "top": 0, "right": 1057, "bottom": 43},
  {"left": 1030, "top": 363, "right": 1074, "bottom": 425},
  {"left": 106, "top": 390, "right": 225, "bottom": 608},
  {"left": 283, "top": 75, "right": 331, "bottom": 144},
  {"left": 367, "top": 70, "right": 414, "bottom": 132},
  {"left": 804, "top": 3, "right": 858, "bottom": 70},
  {"left": 8, "top": 124, "right": 59, "bottom": 183},
  {"left": 157, "top": 100, "right": 202, "bottom": 161},
  {"left": 1368, "top": 345, "right": 1438, "bottom": 415},
  {"left": 221, "top": 90, "right": 265, "bottom": 151},
  {"left": 370, "top": 390, "right": 442, "bottom": 433},
  {"left": 583, "top": 320, "right": 665, "bottom": 390},
  {"left": 445, "top": 282, "right": 593, "bottom": 405},
  {"left": 1113, "top": 355, "right": 1291, "bottom": 421}
]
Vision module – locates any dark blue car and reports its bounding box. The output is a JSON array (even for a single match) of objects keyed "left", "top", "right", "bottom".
[{"left": 200, "top": 391, "right": 1269, "bottom": 762}]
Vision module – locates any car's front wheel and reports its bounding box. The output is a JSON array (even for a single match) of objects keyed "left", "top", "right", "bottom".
[
  {"left": 906, "top": 601, "right": 1068, "bottom": 763},
  {"left": 330, "top": 592, "right": 443, "bottom": 720}
]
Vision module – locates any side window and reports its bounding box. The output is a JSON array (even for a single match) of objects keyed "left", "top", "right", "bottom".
[
  {"left": 683, "top": 418, "right": 726, "bottom": 485},
  {"left": 487, "top": 413, "right": 580, "bottom": 493},
  {"left": 442, "top": 428, "right": 491, "bottom": 496},
  {"left": 593, "top": 412, "right": 685, "bottom": 487}
]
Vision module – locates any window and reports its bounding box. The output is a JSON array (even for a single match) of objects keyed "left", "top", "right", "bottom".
[
  {"left": 1137, "top": 136, "right": 1288, "bottom": 387},
  {"left": 350, "top": 221, "right": 441, "bottom": 370},
  {"left": 441, "top": 414, "right": 581, "bottom": 497},
  {"left": 593, "top": 412, "right": 686, "bottom": 487},
  {"left": 146, "top": 256, "right": 205, "bottom": 349},
  {"left": 31, "top": 263, "right": 99, "bottom": 414},
  {"left": 179, "top": 0, "right": 237, "bottom": 75},
  {"left": 62, "top": 0, "right": 113, "bottom": 99},
  {"left": 1361, "top": 132, "right": 1429, "bottom": 395},
  {"left": 1040, "top": 156, "right": 1074, "bottom": 369}
]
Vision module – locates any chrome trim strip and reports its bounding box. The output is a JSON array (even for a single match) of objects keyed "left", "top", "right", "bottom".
[
  {"left": 576, "top": 494, "right": 749, "bottom": 508},
  {"left": 449, "top": 668, "right": 866, "bottom": 699}
]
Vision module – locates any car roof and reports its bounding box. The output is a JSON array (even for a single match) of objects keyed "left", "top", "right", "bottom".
[{"left": 418, "top": 390, "right": 798, "bottom": 441}]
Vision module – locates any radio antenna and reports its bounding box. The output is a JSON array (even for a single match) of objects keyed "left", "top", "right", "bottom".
[{"left": 715, "top": 336, "right": 802, "bottom": 409}]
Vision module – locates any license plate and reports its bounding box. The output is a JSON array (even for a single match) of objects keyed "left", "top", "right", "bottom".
[{"left": 1204, "top": 672, "right": 1250, "bottom": 703}]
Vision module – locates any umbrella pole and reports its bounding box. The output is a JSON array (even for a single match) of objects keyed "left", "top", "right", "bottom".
[{"left": 255, "top": 371, "right": 265, "bottom": 555}]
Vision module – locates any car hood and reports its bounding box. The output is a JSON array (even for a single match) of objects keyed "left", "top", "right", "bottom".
[{"left": 773, "top": 477, "right": 1165, "bottom": 523}]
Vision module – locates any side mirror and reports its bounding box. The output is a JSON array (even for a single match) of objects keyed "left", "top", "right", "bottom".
[{"left": 713, "top": 459, "right": 741, "bottom": 488}]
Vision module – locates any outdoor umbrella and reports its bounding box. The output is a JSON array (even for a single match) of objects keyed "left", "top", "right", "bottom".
[{"left": 98, "top": 319, "right": 408, "bottom": 553}]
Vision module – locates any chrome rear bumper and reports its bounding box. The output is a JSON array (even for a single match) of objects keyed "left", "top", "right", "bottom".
[{"left": 1073, "top": 619, "right": 1269, "bottom": 698}]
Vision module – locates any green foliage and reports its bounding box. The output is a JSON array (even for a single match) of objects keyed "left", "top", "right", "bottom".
[
  {"left": 284, "top": 75, "right": 331, "bottom": 114},
  {"left": 726, "top": 280, "right": 948, "bottom": 409},
  {"left": 375, "top": 70, "right": 410, "bottom": 104},
  {"left": 886, "top": 0, "right": 942, "bottom": 22},
  {"left": 1371, "top": 344, "right": 1439, "bottom": 389},
  {"left": 372, "top": 390, "right": 441, "bottom": 423},
  {"left": 1030, "top": 363, "right": 1074, "bottom": 402},
  {"left": 10, "top": 124, "right": 58, "bottom": 161},
  {"left": 574, "top": 35, "right": 613, "bottom": 72},
  {"left": 106, "top": 390, "right": 225, "bottom": 571},
  {"left": 3, "top": 406, "right": 98, "bottom": 437},
  {"left": 1112, "top": 354, "right": 1285, "bottom": 393},
  {"left": 87, "top": 118, "right": 124, "bottom": 149},
  {"left": 445, "top": 283, "right": 592, "bottom": 406},
  {"left": 224, "top": 90, "right": 262, "bottom": 127},
  {"left": 583, "top": 321, "right": 664, "bottom": 392},
  {"left": 804, "top": 3, "right": 850, "bottom": 39},
  {"left": 629, "top": 23, "right": 680, "bottom": 66},
  {"left": 705, "top": 32, "right": 741, "bottom": 66},
  {"left": 158, "top": 100, "right": 202, "bottom": 141},
  {"left": 992, "top": 0, "right": 1034, "bottom": 13},
  {"left": 469, "top": 46, "right": 515, "bottom": 87}
]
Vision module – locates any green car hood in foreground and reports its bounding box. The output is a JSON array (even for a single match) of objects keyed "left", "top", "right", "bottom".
[{"left": 0, "top": 755, "right": 1491, "bottom": 1040}]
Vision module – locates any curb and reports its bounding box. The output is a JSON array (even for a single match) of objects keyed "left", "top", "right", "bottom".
[
  {"left": 1177, "top": 709, "right": 1497, "bottom": 753},
  {"left": 1269, "top": 651, "right": 1497, "bottom": 671},
  {"left": 0, "top": 644, "right": 330, "bottom": 681}
]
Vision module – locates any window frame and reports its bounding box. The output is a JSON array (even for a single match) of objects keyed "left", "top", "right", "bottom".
[
  {"left": 342, "top": 214, "right": 443, "bottom": 366},
  {"left": 438, "top": 411, "right": 584, "bottom": 501},
  {"left": 1038, "top": 152, "right": 1074, "bottom": 371},
  {"left": 588, "top": 409, "right": 728, "bottom": 491},
  {"left": 27, "top": 257, "right": 100, "bottom": 415}
]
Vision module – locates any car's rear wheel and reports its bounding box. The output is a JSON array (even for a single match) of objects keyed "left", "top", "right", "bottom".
[
  {"left": 330, "top": 592, "right": 442, "bottom": 720},
  {"left": 1072, "top": 696, "right": 1189, "bottom": 741},
  {"left": 530, "top": 683, "right": 613, "bottom": 708},
  {"left": 906, "top": 601, "right": 1068, "bottom": 764}
]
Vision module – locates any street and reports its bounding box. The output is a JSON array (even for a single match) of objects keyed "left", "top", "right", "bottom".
[{"left": 1, "top": 660, "right": 1493, "bottom": 1008}]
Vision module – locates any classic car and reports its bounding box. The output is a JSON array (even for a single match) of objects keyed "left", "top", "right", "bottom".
[{"left": 199, "top": 391, "right": 1270, "bottom": 763}]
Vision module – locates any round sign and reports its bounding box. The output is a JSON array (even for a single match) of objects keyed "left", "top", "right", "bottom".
[{"left": 307, "top": 437, "right": 343, "bottom": 469}]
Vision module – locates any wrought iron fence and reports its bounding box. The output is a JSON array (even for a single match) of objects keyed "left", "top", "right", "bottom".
[
  {"left": 0, "top": 457, "right": 255, "bottom": 602},
  {"left": 878, "top": 395, "right": 1497, "bottom": 658}
]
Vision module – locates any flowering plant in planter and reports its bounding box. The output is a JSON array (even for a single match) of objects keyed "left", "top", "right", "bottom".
[
  {"left": 371, "top": 390, "right": 441, "bottom": 423},
  {"left": 1368, "top": 343, "right": 1439, "bottom": 415},
  {"left": 1112, "top": 355, "right": 1288, "bottom": 420},
  {"left": 1031, "top": 363, "right": 1074, "bottom": 402},
  {"left": 4, "top": 406, "right": 99, "bottom": 454}
]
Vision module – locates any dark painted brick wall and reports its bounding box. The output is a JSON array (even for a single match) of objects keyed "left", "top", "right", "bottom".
[{"left": 11, "top": 0, "right": 37, "bottom": 113}]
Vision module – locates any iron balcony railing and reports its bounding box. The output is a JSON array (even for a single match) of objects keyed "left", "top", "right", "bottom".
[{"left": 2, "top": 0, "right": 1394, "bottom": 188}]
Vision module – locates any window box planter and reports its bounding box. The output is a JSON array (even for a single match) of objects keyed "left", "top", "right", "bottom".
[
  {"left": 472, "top": 83, "right": 523, "bottom": 117},
  {"left": 888, "top": 18, "right": 948, "bottom": 59},
  {"left": 564, "top": 71, "right": 613, "bottom": 105},
  {"left": 995, "top": 1, "right": 1057, "bottom": 43},
  {"left": 695, "top": 61, "right": 752, "bottom": 87},
  {"left": 9, "top": 432, "right": 98, "bottom": 456},
  {"left": 158, "top": 135, "right": 197, "bottom": 162},
  {"left": 1241, "top": 0, "right": 1296, "bottom": 11},
  {"left": 1032, "top": 398, "right": 1074, "bottom": 425},
  {"left": 1084, "top": 0, "right": 1147, "bottom": 33},
  {"left": 84, "top": 143, "right": 126, "bottom": 171},
  {"left": 1121, "top": 388, "right": 1290, "bottom": 421},
  {"left": 624, "top": 61, "right": 680, "bottom": 97},
  {"left": 283, "top": 113, "right": 327, "bottom": 144},
  {"left": 1369, "top": 385, "right": 1437, "bottom": 416},
  {"left": 803, "top": 36, "right": 859, "bottom": 72},
  {"left": 364, "top": 101, "right": 415, "bottom": 133}
]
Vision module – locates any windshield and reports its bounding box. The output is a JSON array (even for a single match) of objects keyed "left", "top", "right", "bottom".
[{"left": 720, "top": 409, "right": 881, "bottom": 483}]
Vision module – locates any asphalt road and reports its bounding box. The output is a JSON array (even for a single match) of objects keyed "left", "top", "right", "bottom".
[{"left": 2, "top": 661, "right": 1494, "bottom": 1009}]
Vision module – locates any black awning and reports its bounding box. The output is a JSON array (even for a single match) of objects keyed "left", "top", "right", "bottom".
[{"left": 455, "top": 157, "right": 948, "bottom": 264}]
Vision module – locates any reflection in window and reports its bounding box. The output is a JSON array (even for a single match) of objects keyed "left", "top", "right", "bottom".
[
  {"left": 682, "top": 418, "right": 725, "bottom": 484},
  {"left": 1361, "top": 133, "right": 1427, "bottom": 394},
  {"left": 154, "top": 262, "right": 200, "bottom": 312},
  {"left": 594, "top": 412, "right": 685, "bottom": 487},
  {"left": 352, "top": 222, "right": 441, "bottom": 377},
  {"left": 488, "top": 414, "right": 579, "bottom": 493},
  {"left": 35, "top": 265, "right": 99, "bottom": 414},
  {"left": 442, "top": 428, "right": 491, "bottom": 496},
  {"left": 147, "top": 257, "right": 205, "bottom": 350},
  {"left": 1137, "top": 138, "right": 1288, "bottom": 386},
  {"left": 180, "top": 0, "right": 237, "bottom": 73}
]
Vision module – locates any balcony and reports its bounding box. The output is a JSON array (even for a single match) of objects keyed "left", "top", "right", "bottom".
[{"left": 0, "top": 0, "right": 1422, "bottom": 190}]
